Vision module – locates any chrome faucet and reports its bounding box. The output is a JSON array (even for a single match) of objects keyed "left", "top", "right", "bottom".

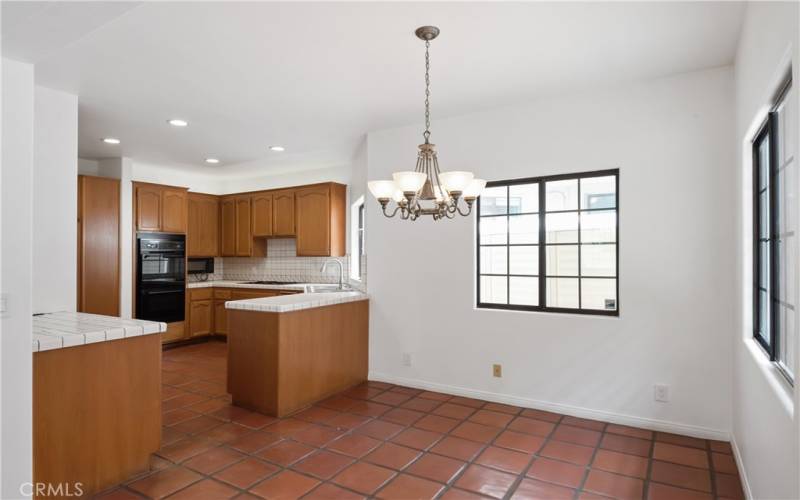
[{"left": 320, "top": 259, "right": 344, "bottom": 290}]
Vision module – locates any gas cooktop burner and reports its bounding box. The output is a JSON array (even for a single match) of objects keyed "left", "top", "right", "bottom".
[{"left": 243, "top": 281, "right": 302, "bottom": 285}]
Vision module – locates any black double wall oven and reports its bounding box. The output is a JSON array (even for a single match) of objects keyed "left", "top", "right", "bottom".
[{"left": 136, "top": 233, "right": 185, "bottom": 323}]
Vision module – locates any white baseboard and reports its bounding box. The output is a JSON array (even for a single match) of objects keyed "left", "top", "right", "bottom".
[
  {"left": 369, "top": 371, "right": 730, "bottom": 441},
  {"left": 730, "top": 432, "right": 753, "bottom": 500}
]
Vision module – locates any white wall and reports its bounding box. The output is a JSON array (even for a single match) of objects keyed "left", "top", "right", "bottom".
[
  {"left": 1, "top": 57, "right": 34, "bottom": 498},
  {"left": 733, "top": 2, "right": 799, "bottom": 499},
  {"left": 33, "top": 86, "right": 78, "bottom": 314},
  {"left": 366, "top": 66, "right": 735, "bottom": 438},
  {"left": 218, "top": 164, "right": 354, "bottom": 195}
]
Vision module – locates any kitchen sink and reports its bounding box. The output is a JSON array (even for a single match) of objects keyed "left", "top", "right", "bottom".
[{"left": 306, "top": 284, "right": 351, "bottom": 293}]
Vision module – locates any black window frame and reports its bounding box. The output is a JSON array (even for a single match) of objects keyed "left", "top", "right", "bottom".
[
  {"left": 476, "top": 168, "right": 619, "bottom": 316},
  {"left": 354, "top": 200, "right": 365, "bottom": 280},
  {"left": 753, "top": 113, "right": 779, "bottom": 359}
]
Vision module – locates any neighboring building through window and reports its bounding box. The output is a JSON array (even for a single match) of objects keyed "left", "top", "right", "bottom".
[
  {"left": 476, "top": 169, "right": 619, "bottom": 315},
  {"left": 753, "top": 76, "right": 796, "bottom": 382}
]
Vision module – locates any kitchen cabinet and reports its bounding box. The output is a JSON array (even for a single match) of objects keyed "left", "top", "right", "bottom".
[
  {"left": 134, "top": 182, "right": 188, "bottom": 233},
  {"left": 78, "top": 175, "right": 120, "bottom": 316},
  {"left": 161, "top": 188, "right": 187, "bottom": 233},
  {"left": 189, "top": 300, "right": 213, "bottom": 337},
  {"left": 187, "top": 193, "right": 219, "bottom": 257},
  {"left": 296, "top": 182, "right": 346, "bottom": 256},
  {"left": 220, "top": 197, "right": 237, "bottom": 256},
  {"left": 235, "top": 196, "right": 252, "bottom": 256},
  {"left": 135, "top": 184, "right": 162, "bottom": 232},
  {"left": 214, "top": 300, "right": 227, "bottom": 335},
  {"left": 272, "top": 189, "right": 296, "bottom": 236},
  {"left": 251, "top": 192, "right": 273, "bottom": 237}
]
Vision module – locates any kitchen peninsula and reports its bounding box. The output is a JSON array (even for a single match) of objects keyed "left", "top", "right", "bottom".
[
  {"left": 33, "top": 312, "right": 165, "bottom": 497},
  {"left": 226, "top": 291, "right": 369, "bottom": 417}
]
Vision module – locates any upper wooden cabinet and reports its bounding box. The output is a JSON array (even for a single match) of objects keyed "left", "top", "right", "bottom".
[
  {"left": 135, "top": 184, "right": 162, "bottom": 232},
  {"left": 161, "top": 188, "right": 188, "bottom": 233},
  {"left": 272, "top": 189, "right": 295, "bottom": 236},
  {"left": 296, "top": 183, "right": 346, "bottom": 257},
  {"left": 187, "top": 193, "right": 219, "bottom": 257},
  {"left": 134, "top": 182, "right": 188, "bottom": 233},
  {"left": 251, "top": 192, "right": 273, "bottom": 237},
  {"left": 220, "top": 195, "right": 265, "bottom": 257}
]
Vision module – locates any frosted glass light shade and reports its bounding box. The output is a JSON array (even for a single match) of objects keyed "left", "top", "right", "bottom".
[
  {"left": 368, "top": 180, "right": 397, "bottom": 199},
  {"left": 439, "top": 171, "right": 474, "bottom": 193},
  {"left": 463, "top": 178, "right": 487, "bottom": 198},
  {"left": 392, "top": 189, "right": 406, "bottom": 202},
  {"left": 393, "top": 171, "right": 427, "bottom": 193}
]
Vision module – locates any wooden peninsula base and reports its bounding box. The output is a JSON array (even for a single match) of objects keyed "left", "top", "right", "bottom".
[
  {"left": 33, "top": 334, "right": 161, "bottom": 497},
  {"left": 227, "top": 299, "right": 369, "bottom": 417}
]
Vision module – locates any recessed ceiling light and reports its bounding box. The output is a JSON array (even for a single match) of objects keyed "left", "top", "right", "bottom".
[
  {"left": 168, "top": 118, "right": 189, "bottom": 127},
  {"left": 205, "top": 158, "right": 220, "bottom": 164},
  {"left": 102, "top": 137, "right": 121, "bottom": 144},
  {"left": 269, "top": 145, "right": 285, "bottom": 152}
]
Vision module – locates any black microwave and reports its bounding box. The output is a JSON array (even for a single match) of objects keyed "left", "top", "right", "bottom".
[{"left": 187, "top": 257, "right": 214, "bottom": 275}]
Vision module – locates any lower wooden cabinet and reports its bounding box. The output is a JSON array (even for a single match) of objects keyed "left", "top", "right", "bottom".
[{"left": 179, "top": 287, "right": 300, "bottom": 342}]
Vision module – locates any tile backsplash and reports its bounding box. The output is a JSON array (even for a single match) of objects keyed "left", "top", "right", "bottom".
[{"left": 222, "top": 239, "right": 363, "bottom": 287}]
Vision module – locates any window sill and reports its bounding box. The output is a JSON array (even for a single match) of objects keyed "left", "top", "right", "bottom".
[
  {"left": 744, "top": 337, "right": 794, "bottom": 417},
  {"left": 474, "top": 306, "right": 620, "bottom": 320}
]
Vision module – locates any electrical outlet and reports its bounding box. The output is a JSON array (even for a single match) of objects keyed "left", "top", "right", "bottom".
[
  {"left": 402, "top": 353, "right": 412, "bottom": 367},
  {"left": 654, "top": 384, "right": 670, "bottom": 402},
  {"left": 493, "top": 364, "right": 502, "bottom": 378}
]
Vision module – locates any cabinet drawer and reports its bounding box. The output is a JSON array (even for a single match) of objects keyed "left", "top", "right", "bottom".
[
  {"left": 213, "top": 289, "right": 232, "bottom": 299},
  {"left": 189, "top": 288, "right": 213, "bottom": 301}
]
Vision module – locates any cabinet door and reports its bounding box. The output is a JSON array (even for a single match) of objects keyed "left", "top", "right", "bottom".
[
  {"left": 188, "top": 194, "right": 219, "bottom": 257},
  {"left": 161, "top": 188, "right": 187, "bottom": 233},
  {"left": 214, "top": 300, "right": 227, "bottom": 335},
  {"left": 235, "top": 196, "right": 252, "bottom": 256},
  {"left": 189, "top": 300, "right": 213, "bottom": 337},
  {"left": 296, "top": 185, "right": 331, "bottom": 256},
  {"left": 273, "top": 189, "right": 295, "bottom": 236},
  {"left": 220, "top": 198, "right": 237, "bottom": 256},
  {"left": 251, "top": 192, "right": 273, "bottom": 237},
  {"left": 136, "top": 184, "right": 162, "bottom": 231}
]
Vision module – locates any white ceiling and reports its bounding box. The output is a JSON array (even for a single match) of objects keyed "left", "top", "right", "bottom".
[{"left": 3, "top": 1, "right": 746, "bottom": 177}]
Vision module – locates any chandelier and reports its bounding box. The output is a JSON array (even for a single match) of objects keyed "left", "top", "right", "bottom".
[{"left": 368, "top": 26, "right": 486, "bottom": 221}]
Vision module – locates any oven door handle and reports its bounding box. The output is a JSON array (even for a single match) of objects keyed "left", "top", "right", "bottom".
[{"left": 141, "top": 289, "right": 183, "bottom": 296}]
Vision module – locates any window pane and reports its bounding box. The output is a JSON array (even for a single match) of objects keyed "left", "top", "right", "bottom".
[
  {"left": 510, "top": 246, "right": 538, "bottom": 275},
  {"left": 580, "top": 176, "right": 616, "bottom": 209},
  {"left": 510, "top": 277, "right": 538, "bottom": 306},
  {"left": 582, "top": 244, "right": 616, "bottom": 277},
  {"left": 546, "top": 245, "right": 578, "bottom": 276},
  {"left": 480, "top": 216, "right": 507, "bottom": 244},
  {"left": 779, "top": 303, "right": 795, "bottom": 379},
  {"left": 580, "top": 210, "right": 616, "bottom": 243},
  {"left": 546, "top": 179, "right": 578, "bottom": 211},
  {"left": 509, "top": 214, "right": 539, "bottom": 244},
  {"left": 479, "top": 246, "right": 507, "bottom": 275},
  {"left": 758, "top": 135, "right": 770, "bottom": 190},
  {"left": 509, "top": 183, "right": 539, "bottom": 214},
  {"left": 760, "top": 241, "right": 770, "bottom": 289},
  {"left": 581, "top": 278, "right": 617, "bottom": 311},
  {"left": 480, "top": 276, "right": 507, "bottom": 304},
  {"left": 546, "top": 212, "right": 578, "bottom": 243},
  {"left": 480, "top": 186, "right": 508, "bottom": 215},
  {"left": 759, "top": 289, "right": 770, "bottom": 343},
  {"left": 759, "top": 191, "right": 770, "bottom": 239},
  {"left": 546, "top": 277, "right": 579, "bottom": 308}
]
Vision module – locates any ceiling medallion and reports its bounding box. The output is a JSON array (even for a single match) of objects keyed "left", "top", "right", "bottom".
[{"left": 368, "top": 26, "right": 486, "bottom": 221}]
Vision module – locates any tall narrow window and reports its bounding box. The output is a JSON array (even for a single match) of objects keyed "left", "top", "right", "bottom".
[
  {"left": 754, "top": 77, "right": 796, "bottom": 382},
  {"left": 477, "top": 169, "right": 618, "bottom": 315},
  {"left": 350, "top": 197, "right": 365, "bottom": 281}
]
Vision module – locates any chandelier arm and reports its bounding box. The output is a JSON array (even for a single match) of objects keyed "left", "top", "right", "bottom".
[
  {"left": 381, "top": 204, "right": 403, "bottom": 218},
  {"left": 456, "top": 203, "right": 474, "bottom": 217}
]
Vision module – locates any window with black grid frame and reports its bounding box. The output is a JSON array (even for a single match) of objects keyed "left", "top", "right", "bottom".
[{"left": 476, "top": 169, "right": 619, "bottom": 315}]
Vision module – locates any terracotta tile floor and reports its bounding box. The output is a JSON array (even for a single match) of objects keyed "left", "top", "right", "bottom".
[{"left": 97, "top": 340, "right": 744, "bottom": 499}]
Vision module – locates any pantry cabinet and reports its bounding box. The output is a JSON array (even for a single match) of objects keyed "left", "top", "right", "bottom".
[
  {"left": 134, "top": 182, "right": 188, "bottom": 233},
  {"left": 296, "top": 183, "right": 346, "bottom": 256},
  {"left": 187, "top": 193, "right": 219, "bottom": 257},
  {"left": 272, "top": 189, "right": 296, "bottom": 236}
]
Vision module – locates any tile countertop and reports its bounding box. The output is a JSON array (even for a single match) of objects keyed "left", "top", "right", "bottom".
[
  {"left": 32, "top": 312, "right": 166, "bottom": 352},
  {"left": 225, "top": 291, "right": 368, "bottom": 313}
]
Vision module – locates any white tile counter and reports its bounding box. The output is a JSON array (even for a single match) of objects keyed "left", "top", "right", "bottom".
[
  {"left": 225, "top": 291, "right": 368, "bottom": 313},
  {"left": 187, "top": 280, "right": 313, "bottom": 291},
  {"left": 32, "top": 311, "right": 166, "bottom": 352}
]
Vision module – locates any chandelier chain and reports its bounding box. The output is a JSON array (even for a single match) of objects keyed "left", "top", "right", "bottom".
[{"left": 423, "top": 39, "right": 431, "bottom": 143}]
